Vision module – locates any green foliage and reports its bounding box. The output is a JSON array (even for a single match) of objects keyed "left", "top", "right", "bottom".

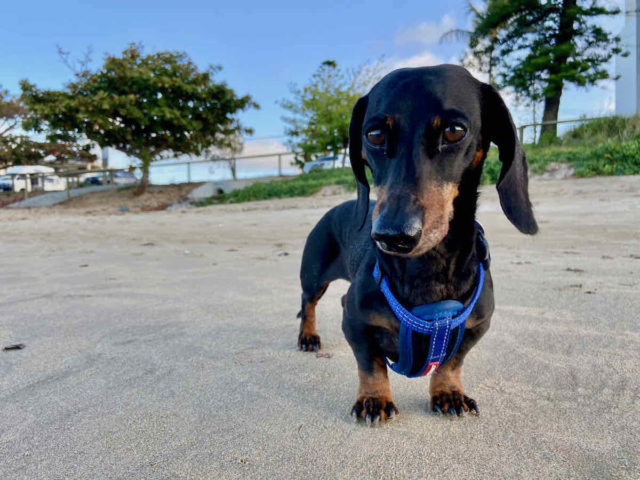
[
  {"left": 280, "top": 60, "right": 360, "bottom": 167},
  {"left": 466, "top": 0, "right": 624, "bottom": 141},
  {"left": 480, "top": 149, "right": 501, "bottom": 184},
  {"left": 0, "top": 86, "right": 94, "bottom": 168},
  {"left": 0, "top": 87, "right": 25, "bottom": 129},
  {"left": 481, "top": 138, "right": 640, "bottom": 184},
  {"left": 536, "top": 140, "right": 640, "bottom": 177},
  {"left": 196, "top": 168, "right": 359, "bottom": 205},
  {"left": 561, "top": 115, "right": 640, "bottom": 146},
  {"left": 470, "top": 0, "right": 623, "bottom": 98},
  {"left": 0, "top": 135, "right": 95, "bottom": 168},
  {"left": 20, "top": 43, "right": 257, "bottom": 191}
]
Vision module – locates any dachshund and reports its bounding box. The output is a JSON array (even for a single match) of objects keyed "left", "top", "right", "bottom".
[{"left": 297, "top": 65, "right": 537, "bottom": 423}]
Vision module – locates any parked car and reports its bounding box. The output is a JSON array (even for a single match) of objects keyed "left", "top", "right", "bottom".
[
  {"left": 113, "top": 170, "right": 137, "bottom": 185},
  {"left": 302, "top": 155, "right": 346, "bottom": 173},
  {"left": 0, "top": 176, "right": 13, "bottom": 192},
  {"left": 83, "top": 170, "right": 137, "bottom": 186},
  {"left": 4, "top": 165, "right": 65, "bottom": 192},
  {"left": 83, "top": 175, "right": 103, "bottom": 186},
  {"left": 43, "top": 175, "right": 66, "bottom": 191}
]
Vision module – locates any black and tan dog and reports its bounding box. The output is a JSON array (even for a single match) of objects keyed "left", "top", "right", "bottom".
[{"left": 297, "top": 65, "right": 537, "bottom": 423}]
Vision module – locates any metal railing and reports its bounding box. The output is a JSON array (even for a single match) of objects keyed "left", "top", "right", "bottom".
[
  {"left": 57, "top": 168, "right": 117, "bottom": 200},
  {"left": 2, "top": 115, "right": 613, "bottom": 199},
  {"left": 150, "top": 151, "right": 298, "bottom": 184},
  {"left": 1, "top": 168, "right": 118, "bottom": 201},
  {"left": 517, "top": 116, "right": 609, "bottom": 144},
  {"left": 1, "top": 151, "right": 304, "bottom": 200}
]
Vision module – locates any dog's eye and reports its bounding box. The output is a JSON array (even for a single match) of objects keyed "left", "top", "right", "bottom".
[
  {"left": 366, "top": 129, "right": 386, "bottom": 146},
  {"left": 443, "top": 124, "right": 466, "bottom": 143}
]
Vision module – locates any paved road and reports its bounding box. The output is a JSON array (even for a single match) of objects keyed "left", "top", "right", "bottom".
[
  {"left": 7, "top": 185, "right": 111, "bottom": 208},
  {"left": 1, "top": 176, "right": 639, "bottom": 479}
]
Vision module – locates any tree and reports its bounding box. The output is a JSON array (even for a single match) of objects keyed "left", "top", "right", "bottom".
[
  {"left": 0, "top": 136, "right": 95, "bottom": 170},
  {"left": 0, "top": 87, "right": 25, "bottom": 139},
  {"left": 280, "top": 60, "right": 362, "bottom": 168},
  {"left": 0, "top": 87, "right": 94, "bottom": 169},
  {"left": 441, "top": 1, "right": 502, "bottom": 86},
  {"left": 205, "top": 132, "right": 243, "bottom": 180},
  {"left": 21, "top": 43, "right": 257, "bottom": 193},
  {"left": 466, "top": 0, "right": 624, "bottom": 142}
]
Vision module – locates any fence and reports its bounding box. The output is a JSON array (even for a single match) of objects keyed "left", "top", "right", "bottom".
[
  {"left": 148, "top": 151, "right": 299, "bottom": 185},
  {"left": 2, "top": 115, "right": 614, "bottom": 199},
  {"left": 1, "top": 152, "right": 302, "bottom": 199},
  {"left": 517, "top": 116, "right": 608, "bottom": 144}
]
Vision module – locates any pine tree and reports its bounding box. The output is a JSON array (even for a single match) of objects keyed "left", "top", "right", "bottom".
[{"left": 468, "top": 0, "right": 624, "bottom": 142}]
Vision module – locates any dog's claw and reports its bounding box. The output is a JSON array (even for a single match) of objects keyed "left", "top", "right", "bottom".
[
  {"left": 431, "top": 392, "right": 479, "bottom": 418},
  {"left": 465, "top": 395, "right": 479, "bottom": 415},
  {"left": 298, "top": 332, "right": 321, "bottom": 352},
  {"left": 351, "top": 397, "right": 398, "bottom": 425}
]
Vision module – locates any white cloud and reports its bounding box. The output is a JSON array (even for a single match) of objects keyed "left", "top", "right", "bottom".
[
  {"left": 395, "top": 14, "right": 456, "bottom": 46},
  {"left": 240, "top": 138, "right": 287, "bottom": 156},
  {"left": 389, "top": 50, "right": 445, "bottom": 70}
]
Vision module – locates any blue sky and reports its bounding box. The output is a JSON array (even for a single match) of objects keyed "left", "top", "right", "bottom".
[{"left": 1, "top": 0, "right": 626, "bottom": 161}]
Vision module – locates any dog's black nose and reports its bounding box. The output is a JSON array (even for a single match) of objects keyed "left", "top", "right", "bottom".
[{"left": 371, "top": 220, "right": 422, "bottom": 254}]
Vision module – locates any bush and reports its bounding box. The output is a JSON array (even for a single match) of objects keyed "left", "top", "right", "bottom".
[
  {"left": 562, "top": 115, "right": 640, "bottom": 146},
  {"left": 572, "top": 140, "right": 640, "bottom": 177},
  {"left": 482, "top": 137, "right": 640, "bottom": 182},
  {"left": 195, "top": 168, "right": 357, "bottom": 206}
]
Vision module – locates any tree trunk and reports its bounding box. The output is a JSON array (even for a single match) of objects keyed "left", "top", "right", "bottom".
[
  {"left": 228, "top": 159, "right": 237, "bottom": 180},
  {"left": 539, "top": 0, "right": 577, "bottom": 144},
  {"left": 539, "top": 94, "right": 561, "bottom": 143},
  {"left": 135, "top": 152, "right": 152, "bottom": 195},
  {"left": 532, "top": 101, "right": 538, "bottom": 144}
]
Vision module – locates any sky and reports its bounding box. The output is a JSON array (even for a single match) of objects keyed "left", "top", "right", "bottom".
[{"left": 0, "top": 0, "right": 627, "bottom": 166}]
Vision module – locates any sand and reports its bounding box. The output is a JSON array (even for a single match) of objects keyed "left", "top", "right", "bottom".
[{"left": 1, "top": 175, "right": 639, "bottom": 479}]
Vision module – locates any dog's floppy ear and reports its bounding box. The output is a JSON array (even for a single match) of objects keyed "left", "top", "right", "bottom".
[
  {"left": 482, "top": 84, "right": 538, "bottom": 235},
  {"left": 349, "top": 95, "right": 370, "bottom": 230}
]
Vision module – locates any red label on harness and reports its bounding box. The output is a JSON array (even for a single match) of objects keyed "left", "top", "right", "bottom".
[{"left": 422, "top": 362, "right": 440, "bottom": 376}]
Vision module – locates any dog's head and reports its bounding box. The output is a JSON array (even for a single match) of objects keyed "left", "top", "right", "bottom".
[{"left": 349, "top": 64, "right": 537, "bottom": 256}]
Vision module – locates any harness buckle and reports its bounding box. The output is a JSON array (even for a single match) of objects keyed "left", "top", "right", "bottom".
[{"left": 422, "top": 361, "right": 440, "bottom": 376}]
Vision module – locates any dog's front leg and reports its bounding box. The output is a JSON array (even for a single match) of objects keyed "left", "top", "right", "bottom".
[
  {"left": 343, "top": 317, "right": 398, "bottom": 424},
  {"left": 429, "top": 316, "right": 490, "bottom": 416},
  {"left": 352, "top": 357, "right": 398, "bottom": 423}
]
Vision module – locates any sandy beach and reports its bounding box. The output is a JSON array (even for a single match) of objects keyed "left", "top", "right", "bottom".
[{"left": 1, "top": 175, "right": 639, "bottom": 479}]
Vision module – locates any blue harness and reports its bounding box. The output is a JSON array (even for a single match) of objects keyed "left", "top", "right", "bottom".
[{"left": 373, "top": 248, "right": 485, "bottom": 378}]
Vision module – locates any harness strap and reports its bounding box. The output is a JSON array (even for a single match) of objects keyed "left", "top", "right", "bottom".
[
  {"left": 373, "top": 252, "right": 486, "bottom": 377},
  {"left": 373, "top": 262, "right": 484, "bottom": 335}
]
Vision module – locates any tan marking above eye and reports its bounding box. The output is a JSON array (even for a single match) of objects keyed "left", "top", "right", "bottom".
[
  {"left": 366, "top": 129, "right": 386, "bottom": 146},
  {"left": 443, "top": 124, "right": 466, "bottom": 143}
]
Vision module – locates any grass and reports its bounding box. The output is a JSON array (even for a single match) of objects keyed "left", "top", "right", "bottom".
[
  {"left": 197, "top": 116, "right": 640, "bottom": 205},
  {"left": 194, "top": 168, "right": 359, "bottom": 206},
  {"left": 561, "top": 115, "right": 640, "bottom": 146}
]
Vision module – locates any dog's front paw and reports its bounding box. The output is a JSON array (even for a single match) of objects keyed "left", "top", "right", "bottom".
[
  {"left": 351, "top": 396, "right": 398, "bottom": 425},
  {"left": 298, "top": 332, "right": 321, "bottom": 352},
  {"left": 430, "top": 390, "right": 479, "bottom": 417}
]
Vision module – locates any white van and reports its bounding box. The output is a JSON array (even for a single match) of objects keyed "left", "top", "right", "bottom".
[{"left": 4, "top": 166, "right": 66, "bottom": 192}]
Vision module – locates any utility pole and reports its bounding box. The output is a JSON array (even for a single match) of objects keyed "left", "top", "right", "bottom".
[{"left": 616, "top": 0, "right": 640, "bottom": 115}]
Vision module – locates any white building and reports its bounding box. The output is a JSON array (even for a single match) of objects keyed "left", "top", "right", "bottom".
[{"left": 616, "top": 0, "right": 640, "bottom": 115}]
